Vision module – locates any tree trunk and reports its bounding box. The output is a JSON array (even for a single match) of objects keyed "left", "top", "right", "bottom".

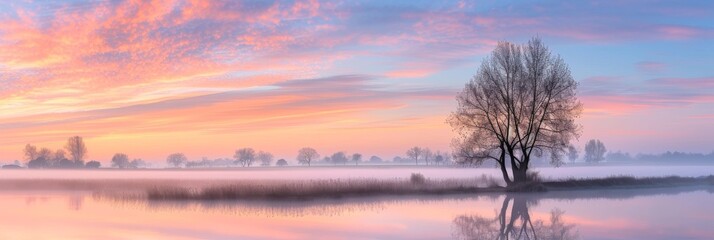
[
  {"left": 498, "top": 146, "right": 513, "bottom": 186},
  {"left": 499, "top": 162, "right": 512, "bottom": 186},
  {"left": 512, "top": 166, "right": 528, "bottom": 183}
]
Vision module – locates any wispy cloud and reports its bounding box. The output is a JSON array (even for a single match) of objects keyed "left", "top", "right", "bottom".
[
  {"left": 0, "top": 74, "right": 455, "bottom": 154},
  {"left": 580, "top": 76, "right": 714, "bottom": 114},
  {"left": 0, "top": 0, "right": 711, "bottom": 159},
  {"left": 636, "top": 61, "right": 667, "bottom": 73}
]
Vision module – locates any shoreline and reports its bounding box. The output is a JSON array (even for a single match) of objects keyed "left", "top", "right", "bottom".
[{"left": 0, "top": 175, "right": 711, "bottom": 201}]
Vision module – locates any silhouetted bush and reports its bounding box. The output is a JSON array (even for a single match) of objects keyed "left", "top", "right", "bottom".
[
  {"left": 479, "top": 174, "right": 500, "bottom": 188},
  {"left": 543, "top": 175, "right": 711, "bottom": 189},
  {"left": 410, "top": 173, "right": 426, "bottom": 185},
  {"left": 27, "top": 157, "right": 50, "bottom": 169},
  {"left": 85, "top": 161, "right": 101, "bottom": 168},
  {"left": 526, "top": 171, "right": 542, "bottom": 183},
  {"left": 57, "top": 159, "right": 77, "bottom": 169}
]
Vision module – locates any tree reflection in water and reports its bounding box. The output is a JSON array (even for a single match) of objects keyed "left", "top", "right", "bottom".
[{"left": 452, "top": 195, "right": 578, "bottom": 240}]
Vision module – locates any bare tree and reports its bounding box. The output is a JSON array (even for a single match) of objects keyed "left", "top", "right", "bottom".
[
  {"left": 27, "top": 147, "right": 52, "bottom": 168},
  {"left": 567, "top": 145, "right": 579, "bottom": 163},
  {"left": 351, "top": 153, "right": 362, "bottom": 165},
  {"left": 276, "top": 159, "right": 288, "bottom": 167},
  {"left": 449, "top": 37, "right": 581, "bottom": 185},
  {"left": 130, "top": 158, "right": 146, "bottom": 168},
  {"left": 54, "top": 149, "right": 67, "bottom": 162},
  {"left": 166, "top": 153, "right": 187, "bottom": 168},
  {"left": 85, "top": 161, "right": 101, "bottom": 168},
  {"left": 65, "top": 136, "right": 88, "bottom": 166},
  {"left": 23, "top": 144, "right": 38, "bottom": 163},
  {"left": 111, "top": 153, "right": 130, "bottom": 168},
  {"left": 584, "top": 139, "right": 606, "bottom": 163},
  {"left": 406, "top": 146, "right": 422, "bottom": 165},
  {"left": 369, "top": 155, "right": 383, "bottom": 163},
  {"left": 434, "top": 150, "right": 450, "bottom": 165},
  {"left": 297, "top": 147, "right": 320, "bottom": 166},
  {"left": 257, "top": 151, "right": 274, "bottom": 166},
  {"left": 38, "top": 148, "right": 53, "bottom": 161},
  {"left": 330, "top": 152, "right": 348, "bottom": 165},
  {"left": 234, "top": 148, "right": 256, "bottom": 167},
  {"left": 52, "top": 149, "right": 69, "bottom": 168},
  {"left": 423, "top": 148, "right": 434, "bottom": 165}
]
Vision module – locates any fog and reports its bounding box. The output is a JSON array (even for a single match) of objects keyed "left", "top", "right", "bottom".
[{"left": 1, "top": 165, "right": 713, "bottom": 181}]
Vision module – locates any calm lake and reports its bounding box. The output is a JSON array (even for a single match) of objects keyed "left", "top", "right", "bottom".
[{"left": 0, "top": 166, "right": 712, "bottom": 239}]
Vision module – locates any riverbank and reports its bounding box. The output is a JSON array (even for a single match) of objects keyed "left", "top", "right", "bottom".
[
  {"left": 0, "top": 175, "right": 711, "bottom": 201},
  {"left": 143, "top": 175, "right": 714, "bottom": 200}
]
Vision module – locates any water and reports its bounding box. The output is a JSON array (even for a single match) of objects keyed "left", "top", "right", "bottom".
[
  {"left": 0, "top": 186, "right": 712, "bottom": 239},
  {"left": 0, "top": 166, "right": 712, "bottom": 239}
]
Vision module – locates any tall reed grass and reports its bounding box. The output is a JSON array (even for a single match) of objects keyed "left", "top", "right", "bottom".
[{"left": 147, "top": 177, "right": 500, "bottom": 200}]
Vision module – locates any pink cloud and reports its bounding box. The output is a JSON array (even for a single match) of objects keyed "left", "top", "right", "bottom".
[
  {"left": 580, "top": 76, "right": 714, "bottom": 115},
  {"left": 650, "top": 77, "right": 714, "bottom": 88},
  {"left": 688, "top": 114, "right": 714, "bottom": 119},
  {"left": 658, "top": 26, "right": 701, "bottom": 40}
]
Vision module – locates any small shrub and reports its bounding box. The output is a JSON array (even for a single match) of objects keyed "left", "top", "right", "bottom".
[
  {"left": 410, "top": 173, "right": 426, "bottom": 185},
  {"left": 526, "top": 171, "right": 542, "bottom": 183},
  {"left": 487, "top": 178, "right": 500, "bottom": 188},
  {"left": 479, "top": 174, "right": 501, "bottom": 188}
]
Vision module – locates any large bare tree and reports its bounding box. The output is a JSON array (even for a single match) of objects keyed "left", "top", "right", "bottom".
[
  {"left": 449, "top": 37, "right": 581, "bottom": 185},
  {"left": 65, "top": 136, "right": 88, "bottom": 165}
]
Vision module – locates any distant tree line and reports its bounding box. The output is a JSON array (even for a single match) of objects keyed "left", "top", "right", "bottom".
[
  {"left": 21, "top": 136, "right": 95, "bottom": 169},
  {"left": 404, "top": 146, "right": 451, "bottom": 165},
  {"left": 607, "top": 151, "right": 714, "bottom": 163},
  {"left": 110, "top": 153, "right": 147, "bottom": 169},
  {"left": 561, "top": 138, "right": 713, "bottom": 164},
  {"left": 8, "top": 141, "right": 457, "bottom": 169}
]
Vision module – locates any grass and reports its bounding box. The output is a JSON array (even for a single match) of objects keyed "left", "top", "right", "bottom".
[
  {"left": 145, "top": 175, "right": 714, "bottom": 200},
  {"left": 543, "top": 175, "right": 714, "bottom": 189},
  {"left": 146, "top": 178, "right": 502, "bottom": 200}
]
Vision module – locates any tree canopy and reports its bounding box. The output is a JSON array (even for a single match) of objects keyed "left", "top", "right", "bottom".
[{"left": 449, "top": 37, "right": 581, "bottom": 185}]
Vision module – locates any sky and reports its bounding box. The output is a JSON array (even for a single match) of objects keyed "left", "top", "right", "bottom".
[{"left": 0, "top": 0, "right": 712, "bottom": 163}]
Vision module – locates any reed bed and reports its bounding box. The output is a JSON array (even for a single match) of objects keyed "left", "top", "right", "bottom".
[
  {"left": 543, "top": 175, "right": 714, "bottom": 189},
  {"left": 146, "top": 178, "right": 502, "bottom": 200}
]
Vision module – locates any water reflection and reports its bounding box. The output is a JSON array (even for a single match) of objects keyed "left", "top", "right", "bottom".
[
  {"left": 1, "top": 185, "right": 713, "bottom": 239},
  {"left": 93, "top": 193, "right": 474, "bottom": 217},
  {"left": 93, "top": 184, "right": 712, "bottom": 218},
  {"left": 67, "top": 195, "right": 84, "bottom": 210},
  {"left": 452, "top": 195, "right": 578, "bottom": 240}
]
